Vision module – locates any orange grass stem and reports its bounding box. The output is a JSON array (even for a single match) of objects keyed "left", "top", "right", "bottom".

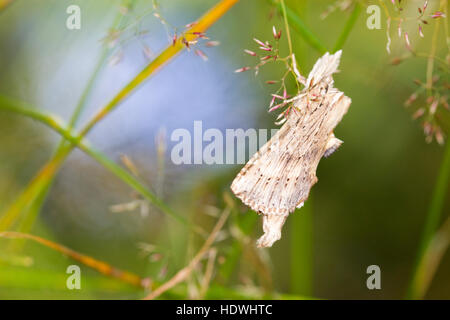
[
  {"left": 0, "top": 0, "right": 13, "bottom": 11},
  {"left": 81, "top": 0, "right": 240, "bottom": 135},
  {"left": 0, "top": 231, "right": 147, "bottom": 287}
]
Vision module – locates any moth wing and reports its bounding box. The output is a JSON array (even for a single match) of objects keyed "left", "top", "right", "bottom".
[
  {"left": 231, "top": 50, "right": 351, "bottom": 247},
  {"left": 321, "top": 91, "right": 351, "bottom": 157},
  {"left": 230, "top": 118, "right": 293, "bottom": 214},
  {"left": 324, "top": 89, "right": 351, "bottom": 129},
  {"left": 231, "top": 111, "right": 320, "bottom": 216},
  {"left": 323, "top": 134, "right": 343, "bottom": 158},
  {"left": 231, "top": 90, "right": 351, "bottom": 217}
]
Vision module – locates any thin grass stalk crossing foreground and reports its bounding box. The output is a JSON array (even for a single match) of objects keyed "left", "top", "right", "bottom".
[
  {"left": 412, "top": 215, "right": 450, "bottom": 299},
  {"left": 0, "top": 0, "right": 240, "bottom": 231},
  {"left": 143, "top": 208, "right": 231, "bottom": 300}
]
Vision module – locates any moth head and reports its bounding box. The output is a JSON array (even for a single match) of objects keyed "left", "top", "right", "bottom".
[
  {"left": 306, "top": 50, "right": 342, "bottom": 89},
  {"left": 307, "top": 81, "right": 329, "bottom": 101}
]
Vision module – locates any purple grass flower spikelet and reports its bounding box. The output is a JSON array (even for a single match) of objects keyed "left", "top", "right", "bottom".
[
  {"left": 431, "top": 11, "right": 445, "bottom": 19},
  {"left": 376, "top": 0, "right": 449, "bottom": 145},
  {"left": 253, "top": 38, "right": 266, "bottom": 47},
  {"left": 268, "top": 102, "right": 286, "bottom": 113},
  {"left": 195, "top": 49, "right": 208, "bottom": 61},
  {"left": 272, "top": 26, "right": 281, "bottom": 40},
  {"left": 205, "top": 41, "right": 220, "bottom": 47},
  {"left": 244, "top": 49, "right": 257, "bottom": 56},
  {"left": 404, "top": 93, "right": 418, "bottom": 107},
  {"left": 435, "top": 130, "right": 444, "bottom": 145},
  {"left": 271, "top": 94, "right": 284, "bottom": 100},
  {"left": 234, "top": 66, "right": 250, "bottom": 73},
  {"left": 269, "top": 95, "right": 276, "bottom": 108},
  {"left": 429, "top": 99, "right": 438, "bottom": 115},
  {"left": 419, "top": 25, "right": 424, "bottom": 37},
  {"left": 404, "top": 32, "right": 411, "bottom": 51},
  {"left": 412, "top": 108, "right": 425, "bottom": 119},
  {"left": 172, "top": 33, "right": 177, "bottom": 46}
]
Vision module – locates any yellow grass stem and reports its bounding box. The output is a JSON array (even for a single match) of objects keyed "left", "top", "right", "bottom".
[{"left": 0, "top": 0, "right": 240, "bottom": 231}]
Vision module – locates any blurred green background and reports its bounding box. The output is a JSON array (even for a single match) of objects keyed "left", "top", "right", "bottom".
[{"left": 0, "top": 0, "right": 449, "bottom": 299}]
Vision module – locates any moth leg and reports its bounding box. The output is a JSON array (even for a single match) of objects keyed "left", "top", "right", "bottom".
[{"left": 323, "top": 133, "right": 343, "bottom": 158}]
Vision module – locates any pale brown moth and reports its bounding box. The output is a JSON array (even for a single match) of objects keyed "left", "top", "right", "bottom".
[{"left": 231, "top": 50, "right": 351, "bottom": 248}]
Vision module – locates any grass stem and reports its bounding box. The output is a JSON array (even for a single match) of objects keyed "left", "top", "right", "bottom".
[
  {"left": 0, "top": 96, "right": 189, "bottom": 227},
  {"left": 0, "top": 231, "right": 146, "bottom": 288},
  {"left": 406, "top": 139, "right": 450, "bottom": 299},
  {"left": 332, "top": 3, "right": 361, "bottom": 53},
  {"left": 15, "top": 0, "right": 137, "bottom": 239}
]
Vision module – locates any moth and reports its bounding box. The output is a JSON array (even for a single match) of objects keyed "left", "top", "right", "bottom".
[{"left": 231, "top": 50, "right": 351, "bottom": 248}]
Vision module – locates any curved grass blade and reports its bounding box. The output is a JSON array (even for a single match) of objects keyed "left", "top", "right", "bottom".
[
  {"left": 0, "top": 96, "right": 189, "bottom": 227},
  {"left": 143, "top": 208, "right": 230, "bottom": 300},
  {"left": 410, "top": 215, "right": 450, "bottom": 299},
  {"left": 0, "top": 0, "right": 240, "bottom": 231},
  {"left": 332, "top": 3, "right": 361, "bottom": 52},
  {"left": 406, "top": 139, "right": 450, "bottom": 299},
  {"left": 16, "top": 0, "right": 138, "bottom": 240}
]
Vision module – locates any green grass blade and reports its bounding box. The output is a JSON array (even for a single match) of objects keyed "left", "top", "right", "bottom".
[
  {"left": 406, "top": 139, "right": 450, "bottom": 299},
  {"left": 67, "top": 1, "right": 136, "bottom": 130},
  {"left": 280, "top": 0, "right": 314, "bottom": 295},
  {"left": 332, "top": 3, "right": 361, "bottom": 52},
  {"left": 219, "top": 209, "right": 258, "bottom": 282},
  {"left": 290, "top": 196, "right": 313, "bottom": 295},
  {"left": 270, "top": 0, "right": 328, "bottom": 54}
]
